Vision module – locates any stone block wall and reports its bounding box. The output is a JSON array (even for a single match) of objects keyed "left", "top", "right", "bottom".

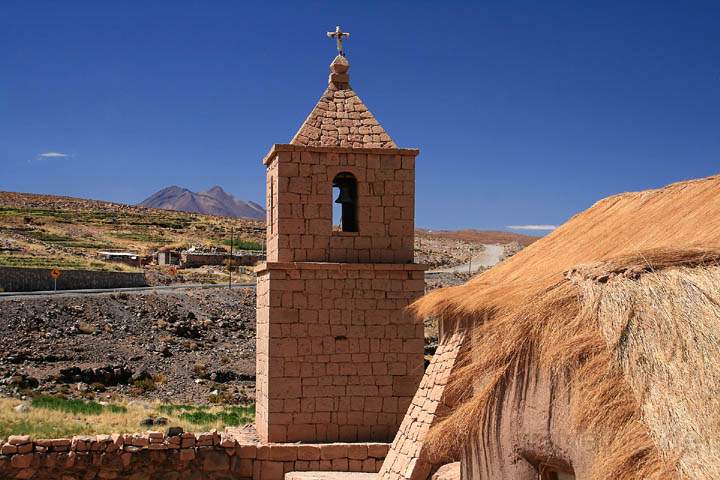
[
  {"left": 0, "top": 432, "right": 390, "bottom": 480},
  {"left": 264, "top": 144, "right": 418, "bottom": 264},
  {"left": 180, "top": 252, "right": 264, "bottom": 268},
  {"left": 256, "top": 262, "right": 426, "bottom": 443},
  {"left": 0, "top": 267, "right": 146, "bottom": 293},
  {"left": 378, "top": 330, "right": 466, "bottom": 480}
]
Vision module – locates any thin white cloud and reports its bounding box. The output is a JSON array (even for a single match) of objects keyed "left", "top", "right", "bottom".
[
  {"left": 507, "top": 224, "right": 558, "bottom": 231},
  {"left": 38, "top": 152, "right": 69, "bottom": 158}
]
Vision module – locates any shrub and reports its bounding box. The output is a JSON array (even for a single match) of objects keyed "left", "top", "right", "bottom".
[{"left": 131, "top": 377, "right": 156, "bottom": 392}]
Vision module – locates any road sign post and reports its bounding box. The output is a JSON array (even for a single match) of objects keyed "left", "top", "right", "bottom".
[{"left": 50, "top": 268, "right": 62, "bottom": 293}]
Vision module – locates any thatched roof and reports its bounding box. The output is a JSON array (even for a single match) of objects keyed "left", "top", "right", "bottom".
[{"left": 416, "top": 175, "right": 720, "bottom": 479}]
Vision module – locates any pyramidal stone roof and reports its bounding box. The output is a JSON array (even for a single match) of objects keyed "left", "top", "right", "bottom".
[{"left": 290, "top": 55, "right": 397, "bottom": 149}]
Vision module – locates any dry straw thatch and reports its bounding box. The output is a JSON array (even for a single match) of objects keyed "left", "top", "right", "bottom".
[{"left": 415, "top": 175, "right": 720, "bottom": 479}]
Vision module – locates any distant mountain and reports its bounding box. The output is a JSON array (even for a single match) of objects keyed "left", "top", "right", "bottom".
[{"left": 139, "top": 186, "right": 265, "bottom": 220}]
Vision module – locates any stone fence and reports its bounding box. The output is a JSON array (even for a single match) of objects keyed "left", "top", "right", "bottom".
[
  {"left": 0, "top": 267, "right": 147, "bottom": 292},
  {"left": 0, "top": 431, "right": 389, "bottom": 480},
  {"left": 181, "top": 252, "right": 265, "bottom": 269}
]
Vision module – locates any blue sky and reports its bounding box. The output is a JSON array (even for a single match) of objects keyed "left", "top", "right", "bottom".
[{"left": 1, "top": 1, "right": 718, "bottom": 232}]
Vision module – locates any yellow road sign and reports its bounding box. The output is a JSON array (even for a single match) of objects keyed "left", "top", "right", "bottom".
[{"left": 50, "top": 268, "right": 62, "bottom": 279}]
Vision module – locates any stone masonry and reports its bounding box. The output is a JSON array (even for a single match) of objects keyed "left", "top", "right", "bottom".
[
  {"left": 256, "top": 262, "right": 426, "bottom": 443},
  {"left": 0, "top": 431, "right": 390, "bottom": 480},
  {"left": 256, "top": 53, "right": 426, "bottom": 444},
  {"left": 264, "top": 144, "right": 418, "bottom": 264},
  {"left": 378, "top": 330, "right": 466, "bottom": 480},
  {"left": 290, "top": 55, "right": 396, "bottom": 149},
  {"left": 0, "top": 266, "right": 146, "bottom": 293}
]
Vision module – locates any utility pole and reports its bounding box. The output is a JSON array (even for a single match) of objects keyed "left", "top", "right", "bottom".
[{"left": 229, "top": 227, "right": 234, "bottom": 289}]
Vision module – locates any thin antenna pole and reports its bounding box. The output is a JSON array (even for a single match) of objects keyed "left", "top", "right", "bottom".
[{"left": 229, "top": 227, "right": 234, "bottom": 289}]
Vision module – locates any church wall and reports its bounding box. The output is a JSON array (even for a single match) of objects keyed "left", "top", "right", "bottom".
[{"left": 461, "top": 364, "right": 597, "bottom": 479}]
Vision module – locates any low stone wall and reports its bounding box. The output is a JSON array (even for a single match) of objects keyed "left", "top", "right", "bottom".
[
  {"left": 378, "top": 330, "right": 466, "bottom": 480},
  {"left": 0, "top": 267, "right": 146, "bottom": 292},
  {"left": 0, "top": 431, "right": 389, "bottom": 480},
  {"left": 181, "top": 252, "right": 264, "bottom": 268}
]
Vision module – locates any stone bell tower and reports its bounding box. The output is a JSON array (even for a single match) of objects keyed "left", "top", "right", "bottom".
[{"left": 256, "top": 30, "right": 426, "bottom": 444}]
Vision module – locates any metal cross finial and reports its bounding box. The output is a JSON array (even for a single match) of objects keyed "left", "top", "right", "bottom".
[{"left": 327, "top": 25, "right": 350, "bottom": 57}]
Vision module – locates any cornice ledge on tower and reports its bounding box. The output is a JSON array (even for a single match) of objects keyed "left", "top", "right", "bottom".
[
  {"left": 263, "top": 144, "right": 420, "bottom": 165},
  {"left": 255, "top": 261, "right": 428, "bottom": 273}
]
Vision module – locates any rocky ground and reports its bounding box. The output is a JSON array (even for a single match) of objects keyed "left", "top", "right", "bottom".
[
  {"left": 0, "top": 242, "right": 531, "bottom": 406},
  {"left": 0, "top": 288, "right": 256, "bottom": 405}
]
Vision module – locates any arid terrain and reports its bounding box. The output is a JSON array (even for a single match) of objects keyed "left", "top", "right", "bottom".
[
  {"left": 0, "top": 191, "right": 535, "bottom": 280},
  {"left": 0, "top": 191, "right": 264, "bottom": 274},
  {"left": 0, "top": 288, "right": 256, "bottom": 406},
  {"left": 0, "top": 191, "right": 537, "bottom": 407}
]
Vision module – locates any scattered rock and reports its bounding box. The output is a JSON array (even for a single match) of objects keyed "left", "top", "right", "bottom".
[
  {"left": 75, "top": 322, "right": 96, "bottom": 335},
  {"left": 3, "top": 374, "right": 39, "bottom": 390},
  {"left": 0, "top": 288, "right": 257, "bottom": 404},
  {"left": 58, "top": 365, "right": 134, "bottom": 386}
]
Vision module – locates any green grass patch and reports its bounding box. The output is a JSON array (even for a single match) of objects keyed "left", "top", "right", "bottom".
[
  {"left": 111, "top": 231, "right": 168, "bottom": 243},
  {"left": 222, "top": 238, "right": 263, "bottom": 251},
  {"left": 30, "top": 396, "right": 128, "bottom": 416},
  {"left": 106, "top": 404, "right": 128, "bottom": 414},
  {"left": 163, "top": 404, "right": 254, "bottom": 427},
  {"left": 157, "top": 404, "right": 198, "bottom": 415},
  {"left": 0, "top": 255, "right": 89, "bottom": 269},
  {"left": 0, "top": 416, "right": 87, "bottom": 439},
  {"left": 24, "top": 230, "right": 75, "bottom": 242},
  {"left": 217, "top": 405, "right": 255, "bottom": 426},
  {"left": 0, "top": 254, "right": 126, "bottom": 271},
  {"left": 32, "top": 396, "right": 104, "bottom": 415},
  {"left": 20, "top": 230, "right": 113, "bottom": 249},
  {"left": 178, "top": 410, "right": 218, "bottom": 425}
]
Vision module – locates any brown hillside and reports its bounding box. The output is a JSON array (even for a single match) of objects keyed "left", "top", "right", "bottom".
[
  {"left": 0, "top": 191, "right": 532, "bottom": 275},
  {"left": 416, "top": 228, "right": 538, "bottom": 247},
  {"left": 0, "top": 191, "right": 263, "bottom": 273}
]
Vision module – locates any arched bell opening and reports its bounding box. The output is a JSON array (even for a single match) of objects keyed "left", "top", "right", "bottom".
[{"left": 332, "top": 172, "right": 358, "bottom": 232}]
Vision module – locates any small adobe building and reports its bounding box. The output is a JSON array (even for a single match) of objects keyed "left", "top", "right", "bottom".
[{"left": 409, "top": 174, "right": 720, "bottom": 479}]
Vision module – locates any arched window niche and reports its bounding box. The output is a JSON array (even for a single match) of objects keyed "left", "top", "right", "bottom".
[
  {"left": 332, "top": 172, "right": 358, "bottom": 233},
  {"left": 532, "top": 456, "right": 576, "bottom": 480}
]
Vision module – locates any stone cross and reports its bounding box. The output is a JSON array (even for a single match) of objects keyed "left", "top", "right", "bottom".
[{"left": 327, "top": 25, "right": 350, "bottom": 57}]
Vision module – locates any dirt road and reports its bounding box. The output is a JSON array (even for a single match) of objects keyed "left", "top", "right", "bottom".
[{"left": 429, "top": 244, "right": 505, "bottom": 274}]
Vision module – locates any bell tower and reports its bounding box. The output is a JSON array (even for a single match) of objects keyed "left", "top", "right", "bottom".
[{"left": 256, "top": 31, "right": 426, "bottom": 443}]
